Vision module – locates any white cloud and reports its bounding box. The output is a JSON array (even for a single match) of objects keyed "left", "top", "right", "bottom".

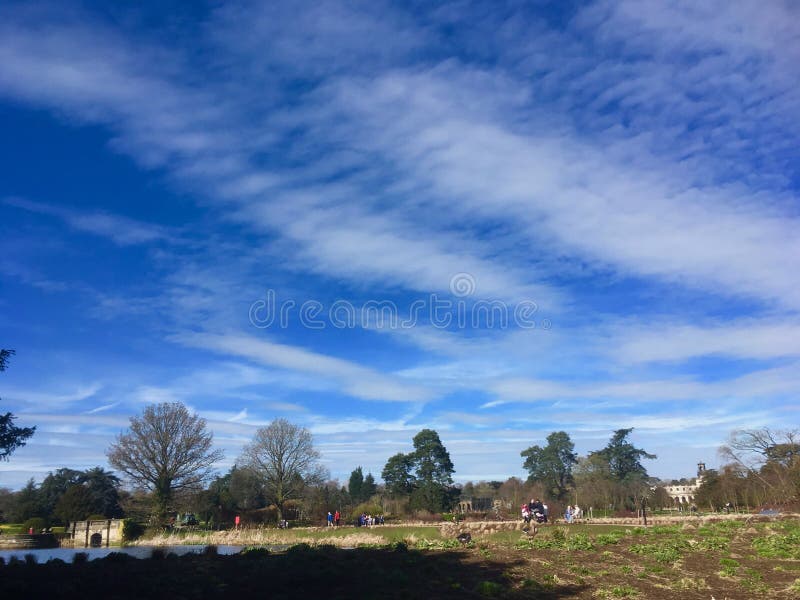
[
  {"left": 613, "top": 319, "right": 800, "bottom": 363},
  {"left": 482, "top": 362, "right": 800, "bottom": 407},
  {"left": 173, "top": 331, "right": 435, "bottom": 402},
  {"left": 329, "top": 68, "right": 800, "bottom": 310},
  {"left": 1, "top": 383, "right": 102, "bottom": 409},
  {"left": 5, "top": 197, "right": 172, "bottom": 245}
]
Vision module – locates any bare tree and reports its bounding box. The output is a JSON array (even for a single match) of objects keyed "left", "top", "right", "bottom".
[
  {"left": 239, "top": 418, "right": 326, "bottom": 521},
  {"left": 721, "top": 428, "right": 799, "bottom": 470},
  {"left": 720, "top": 427, "right": 800, "bottom": 493},
  {"left": 107, "top": 402, "right": 223, "bottom": 518}
]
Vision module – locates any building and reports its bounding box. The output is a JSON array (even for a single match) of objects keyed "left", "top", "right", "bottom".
[{"left": 663, "top": 462, "right": 706, "bottom": 505}]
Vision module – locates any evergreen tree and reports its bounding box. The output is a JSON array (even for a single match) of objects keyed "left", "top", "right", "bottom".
[
  {"left": 348, "top": 466, "right": 364, "bottom": 503},
  {"left": 520, "top": 431, "right": 578, "bottom": 500},
  {"left": 591, "top": 428, "right": 656, "bottom": 483},
  {"left": 382, "top": 453, "right": 415, "bottom": 497},
  {"left": 362, "top": 472, "right": 377, "bottom": 500},
  {"left": 381, "top": 429, "right": 455, "bottom": 512},
  {"left": 0, "top": 350, "right": 35, "bottom": 461}
]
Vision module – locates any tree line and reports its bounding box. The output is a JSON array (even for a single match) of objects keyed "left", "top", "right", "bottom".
[{"left": 2, "top": 350, "right": 798, "bottom": 527}]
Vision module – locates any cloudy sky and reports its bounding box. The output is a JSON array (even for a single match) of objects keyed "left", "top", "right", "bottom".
[{"left": 1, "top": 0, "right": 798, "bottom": 490}]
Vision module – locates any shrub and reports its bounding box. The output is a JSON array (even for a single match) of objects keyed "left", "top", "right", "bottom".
[
  {"left": 22, "top": 517, "right": 48, "bottom": 532},
  {"left": 72, "top": 552, "right": 88, "bottom": 565},
  {"left": 352, "top": 502, "right": 385, "bottom": 518},
  {"left": 104, "top": 552, "right": 131, "bottom": 564},
  {"left": 286, "top": 543, "right": 313, "bottom": 555},
  {"left": 241, "top": 546, "right": 270, "bottom": 558},
  {"left": 441, "top": 512, "right": 459, "bottom": 522},
  {"left": 122, "top": 519, "right": 145, "bottom": 542}
]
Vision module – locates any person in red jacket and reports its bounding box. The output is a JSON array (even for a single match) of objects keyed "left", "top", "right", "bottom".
[{"left": 334, "top": 510, "right": 341, "bottom": 527}]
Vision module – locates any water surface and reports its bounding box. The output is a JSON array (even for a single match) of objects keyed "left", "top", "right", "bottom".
[{"left": 0, "top": 544, "right": 244, "bottom": 563}]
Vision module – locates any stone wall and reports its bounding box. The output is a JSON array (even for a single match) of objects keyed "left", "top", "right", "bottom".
[{"left": 440, "top": 514, "right": 780, "bottom": 538}]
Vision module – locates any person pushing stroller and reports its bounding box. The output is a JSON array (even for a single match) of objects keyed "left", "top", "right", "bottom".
[{"left": 527, "top": 498, "right": 546, "bottom": 524}]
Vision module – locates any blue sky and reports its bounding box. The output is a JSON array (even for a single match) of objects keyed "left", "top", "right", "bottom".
[{"left": 1, "top": 0, "right": 799, "bottom": 490}]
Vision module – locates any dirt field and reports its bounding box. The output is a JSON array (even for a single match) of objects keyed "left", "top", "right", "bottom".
[{"left": 2, "top": 517, "right": 799, "bottom": 598}]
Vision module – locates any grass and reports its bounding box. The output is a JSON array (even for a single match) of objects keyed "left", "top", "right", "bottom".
[
  {"left": 0, "top": 523, "right": 27, "bottom": 535},
  {"left": 487, "top": 523, "right": 631, "bottom": 545},
  {"left": 595, "top": 584, "right": 639, "bottom": 598},
  {"left": 0, "top": 524, "right": 66, "bottom": 535},
  {"left": 137, "top": 524, "right": 444, "bottom": 549},
  {"left": 629, "top": 538, "right": 688, "bottom": 563},
  {"left": 719, "top": 557, "right": 739, "bottom": 577},
  {"left": 751, "top": 521, "right": 800, "bottom": 559}
]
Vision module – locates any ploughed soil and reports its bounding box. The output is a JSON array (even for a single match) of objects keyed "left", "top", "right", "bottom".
[{"left": 2, "top": 519, "right": 800, "bottom": 599}]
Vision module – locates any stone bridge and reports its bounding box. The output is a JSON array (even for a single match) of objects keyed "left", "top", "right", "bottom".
[{"left": 69, "top": 519, "right": 124, "bottom": 548}]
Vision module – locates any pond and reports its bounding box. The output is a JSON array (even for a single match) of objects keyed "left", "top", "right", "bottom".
[{"left": 0, "top": 544, "right": 245, "bottom": 563}]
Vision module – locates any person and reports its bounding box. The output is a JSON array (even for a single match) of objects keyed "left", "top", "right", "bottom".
[
  {"left": 327, "top": 511, "right": 334, "bottom": 527},
  {"left": 334, "top": 510, "right": 341, "bottom": 527},
  {"left": 542, "top": 503, "right": 549, "bottom": 523},
  {"left": 573, "top": 505, "right": 582, "bottom": 521},
  {"left": 564, "top": 506, "right": 573, "bottom": 524},
  {"left": 521, "top": 503, "right": 530, "bottom": 524}
]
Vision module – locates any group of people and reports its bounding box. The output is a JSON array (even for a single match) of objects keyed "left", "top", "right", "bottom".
[
  {"left": 325, "top": 511, "right": 385, "bottom": 527},
  {"left": 356, "top": 513, "right": 384, "bottom": 527},
  {"left": 521, "top": 498, "right": 549, "bottom": 524},
  {"left": 563, "top": 505, "right": 583, "bottom": 523},
  {"left": 521, "top": 499, "right": 585, "bottom": 524}
]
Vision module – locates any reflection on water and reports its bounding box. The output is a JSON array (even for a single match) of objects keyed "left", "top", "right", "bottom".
[{"left": 0, "top": 544, "right": 244, "bottom": 563}]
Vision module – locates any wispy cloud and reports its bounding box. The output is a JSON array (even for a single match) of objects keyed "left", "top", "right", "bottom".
[
  {"left": 1, "top": 383, "right": 103, "bottom": 409},
  {"left": 482, "top": 362, "right": 800, "bottom": 407},
  {"left": 5, "top": 197, "right": 172, "bottom": 245},
  {"left": 174, "top": 331, "right": 434, "bottom": 403}
]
